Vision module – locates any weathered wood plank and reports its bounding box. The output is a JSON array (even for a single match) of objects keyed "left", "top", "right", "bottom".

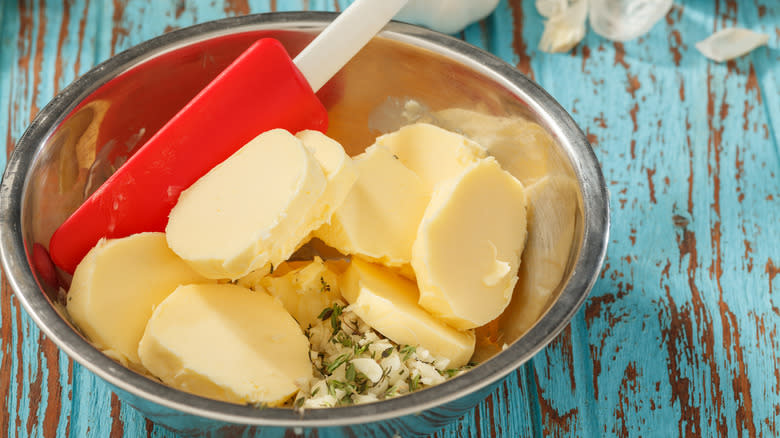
[{"left": 1, "top": 0, "right": 778, "bottom": 437}]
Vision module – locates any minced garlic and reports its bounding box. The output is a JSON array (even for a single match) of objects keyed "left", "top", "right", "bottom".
[{"left": 293, "top": 301, "right": 473, "bottom": 409}]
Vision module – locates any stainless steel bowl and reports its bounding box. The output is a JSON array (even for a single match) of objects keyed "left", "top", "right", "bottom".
[{"left": 0, "top": 12, "right": 608, "bottom": 436}]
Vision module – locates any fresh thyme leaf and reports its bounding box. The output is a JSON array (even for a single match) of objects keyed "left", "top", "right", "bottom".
[
  {"left": 311, "top": 387, "right": 320, "bottom": 397},
  {"left": 294, "top": 397, "right": 305, "bottom": 408},
  {"left": 320, "top": 276, "right": 331, "bottom": 293},
  {"left": 345, "top": 362, "right": 357, "bottom": 382},
  {"left": 444, "top": 368, "right": 460, "bottom": 377},
  {"left": 318, "top": 307, "right": 333, "bottom": 321},
  {"left": 336, "top": 331, "right": 353, "bottom": 348},
  {"left": 353, "top": 343, "right": 368, "bottom": 356},
  {"left": 327, "top": 380, "right": 338, "bottom": 397},
  {"left": 381, "top": 347, "right": 394, "bottom": 358},
  {"left": 327, "top": 353, "right": 351, "bottom": 373},
  {"left": 330, "top": 303, "right": 343, "bottom": 334},
  {"left": 408, "top": 374, "right": 421, "bottom": 391},
  {"left": 400, "top": 345, "right": 416, "bottom": 361},
  {"left": 385, "top": 383, "right": 399, "bottom": 398}
]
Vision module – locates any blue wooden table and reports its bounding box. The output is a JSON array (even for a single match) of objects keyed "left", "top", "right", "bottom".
[{"left": 1, "top": 1, "right": 778, "bottom": 436}]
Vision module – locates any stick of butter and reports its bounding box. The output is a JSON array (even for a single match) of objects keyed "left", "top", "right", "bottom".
[
  {"left": 166, "top": 129, "right": 327, "bottom": 279},
  {"left": 66, "top": 232, "right": 209, "bottom": 371},
  {"left": 374, "top": 122, "right": 486, "bottom": 190},
  {"left": 413, "top": 158, "right": 528, "bottom": 330},
  {"left": 341, "top": 258, "right": 475, "bottom": 368},
  {"left": 138, "top": 283, "right": 312, "bottom": 406},
  {"left": 314, "top": 145, "right": 429, "bottom": 267}
]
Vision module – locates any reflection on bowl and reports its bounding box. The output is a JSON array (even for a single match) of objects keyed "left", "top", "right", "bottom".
[{"left": 0, "top": 12, "right": 608, "bottom": 436}]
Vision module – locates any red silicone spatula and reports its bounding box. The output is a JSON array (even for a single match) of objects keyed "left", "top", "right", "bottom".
[{"left": 49, "top": 0, "right": 409, "bottom": 274}]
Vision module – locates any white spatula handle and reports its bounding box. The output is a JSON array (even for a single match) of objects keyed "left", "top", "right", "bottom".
[{"left": 294, "top": 0, "right": 409, "bottom": 93}]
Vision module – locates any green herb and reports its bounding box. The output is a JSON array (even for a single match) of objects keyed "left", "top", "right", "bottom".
[
  {"left": 339, "top": 394, "right": 355, "bottom": 406},
  {"left": 326, "top": 353, "right": 351, "bottom": 373},
  {"left": 408, "top": 374, "right": 421, "bottom": 391},
  {"left": 381, "top": 347, "right": 394, "bottom": 358},
  {"left": 320, "top": 276, "right": 331, "bottom": 293},
  {"left": 399, "top": 345, "right": 416, "bottom": 361},
  {"left": 294, "top": 397, "right": 305, "bottom": 408},
  {"left": 353, "top": 343, "right": 369, "bottom": 356},
  {"left": 330, "top": 303, "right": 343, "bottom": 334},
  {"left": 327, "top": 379, "right": 355, "bottom": 402},
  {"left": 327, "top": 380, "right": 339, "bottom": 397},
  {"left": 311, "top": 387, "right": 320, "bottom": 397},
  {"left": 385, "top": 383, "right": 400, "bottom": 398},
  {"left": 318, "top": 307, "right": 333, "bottom": 321},
  {"left": 444, "top": 369, "right": 460, "bottom": 378},
  {"left": 335, "top": 331, "right": 353, "bottom": 348},
  {"left": 345, "top": 362, "right": 357, "bottom": 382}
]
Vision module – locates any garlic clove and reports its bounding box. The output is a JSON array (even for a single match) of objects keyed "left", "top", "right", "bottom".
[
  {"left": 538, "top": 0, "right": 589, "bottom": 53},
  {"left": 695, "top": 28, "right": 770, "bottom": 62}
]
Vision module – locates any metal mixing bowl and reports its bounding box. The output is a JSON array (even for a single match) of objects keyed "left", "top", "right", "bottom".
[{"left": 0, "top": 12, "right": 608, "bottom": 436}]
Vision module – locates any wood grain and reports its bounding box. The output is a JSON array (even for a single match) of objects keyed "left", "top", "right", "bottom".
[{"left": 1, "top": 0, "right": 778, "bottom": 436}]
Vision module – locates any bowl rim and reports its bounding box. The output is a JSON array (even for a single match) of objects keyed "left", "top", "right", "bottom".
[{"left": 0, "top": 11, "right": 609, "bottom": 427}]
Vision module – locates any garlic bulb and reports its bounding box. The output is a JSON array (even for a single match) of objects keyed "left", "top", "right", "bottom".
[
  {"left": 396, "top": 0, "right": 501, "bottom": 34},
  {"left": 588, "top": 0, "right": 673, "bottom": 42},
  {"left": 695, "top": 28, "right": 770, "bottom": 62},
  {"left": 538, "top": 0, "right": 589, "bottom": 53}
]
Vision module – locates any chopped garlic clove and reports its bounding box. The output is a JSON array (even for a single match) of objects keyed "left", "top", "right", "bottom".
[
  {"left": 695, "top": 28, "right": 770, "bottom": 62},
  {"left": 589, "top": 0, "right": 673, "bottom": 42},
  {"left": 538, "top": 0, "right": 588, "bottom": 53},
  {"left": 351, "top": 358, "right": 383, "bottom": 383}
]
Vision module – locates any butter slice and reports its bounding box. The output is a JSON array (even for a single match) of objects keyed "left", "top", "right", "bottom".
[
  {"left": 296, "top": 130, "right": 358, "bottom": 227},
  {"left": 413, "top": 158, "right": 527, "bottom": 330},
  {"left": 499, "top": 176, "right": 579, "bottom": 341},
  {"left": 341, "top": 258, "right": 475, "bottom": 368},
  {"left": 314, "top": 145, "right": 429, "bottom": 266},
  {"left": 433, "top": 109, "right": 563, "bottom": 185},
  {"left": 375, "top": 123, "right": 486, "bottom": 190},
  {"left": 166, "top": 129, "right": 327, "bottom": 279},
  {"left": 66, "top": 232, "right": 209, "bottom": 371},
  {"left": 254, "top": 257, "right": 343, "bottom": 329},
  {"left": 138, "top": 283, "right": 311, "bottom": 405}
]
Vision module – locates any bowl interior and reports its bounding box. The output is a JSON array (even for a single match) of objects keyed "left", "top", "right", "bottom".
[{"left": 5, "top": 15, "right": 606, "bottom": 426}]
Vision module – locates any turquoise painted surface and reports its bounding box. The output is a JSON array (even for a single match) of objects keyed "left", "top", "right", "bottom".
[{"left": 1, "top": 0, "right": 778, "bottom": 436}]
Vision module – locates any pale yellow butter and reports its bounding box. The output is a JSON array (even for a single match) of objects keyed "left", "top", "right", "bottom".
[
  {"left": 374, "top": 122, "right": 486, "bottom": 190},
  {"left": 255, "top": 257, "right": 343, "bottom": 329},
  {"left": 412, "top": 158, "right": 527, "bottom": 330},
  {"left": 341, "top": 258, "right": 475, "bottom": 368},
  {"left": 314, "top": 145, "right": 429, "bottom": 267},
  {"left": 433, "top": 108, "right": 564, "bottom": 185},
  {"left": 296, "top": 130, "right": 358, "bottom": 228},
  {"left": 166, "top": 129, "right": 327, "bottom": 279},
  {"left": 66, "top": 232, "right": 209, "bottom": 371},
  {"left": 138, "top": 283, "right": 311, "bottom": 406}
]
